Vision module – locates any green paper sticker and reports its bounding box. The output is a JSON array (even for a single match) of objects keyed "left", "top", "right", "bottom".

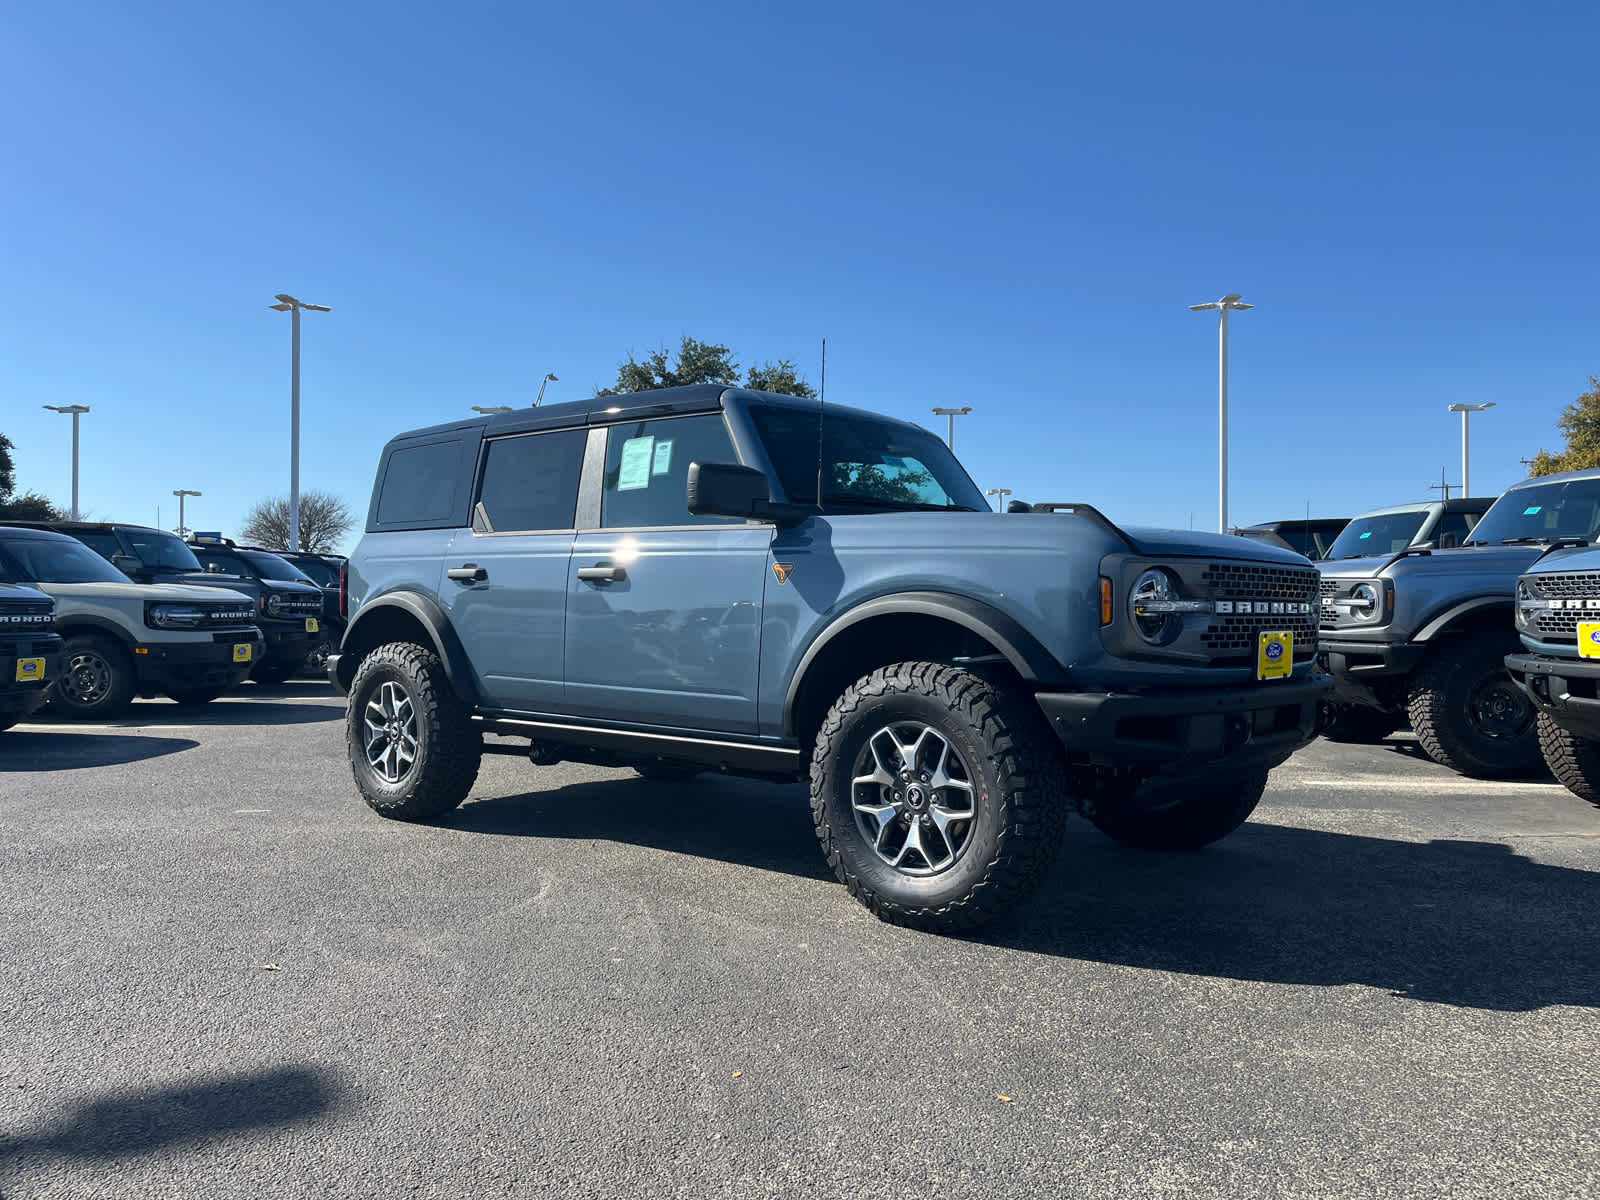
[{"left": 618, "top": 436, "right": 654, "bottom": 491}]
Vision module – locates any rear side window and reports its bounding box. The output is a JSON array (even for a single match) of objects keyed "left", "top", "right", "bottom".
[
  {"left": 74, "top": 531, "right": 123, "bottom": 560},
  {"left": 599, "top": 414, "right": 742, "bottom": 528},
  {"left": 376, "top": 441, "right": 462, "bottom": 526},
  {"left": 475, "top": 429, "right": 586, "bottom": 532}
]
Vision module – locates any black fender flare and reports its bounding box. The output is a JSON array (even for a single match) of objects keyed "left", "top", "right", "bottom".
[
  {"left": 340, "top": 591, "right": 480, "bottom": 705},
  {"left": 53, "top": 615, "right": 137, "bottom": 651},
  {"left": 782, "top": 591, "right": 1070, "bottom": 738},
  {"left": 1414, "top": 597, "right": 1514, "bottom": 642}
]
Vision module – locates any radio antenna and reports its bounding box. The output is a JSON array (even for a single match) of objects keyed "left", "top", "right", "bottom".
[{"left": 814, "top": 337, "right": 826, "bottom": 510}]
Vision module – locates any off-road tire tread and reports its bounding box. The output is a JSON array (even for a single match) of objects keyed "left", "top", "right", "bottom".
[
  {"left": 50, "top": 634, "right": 135, "bottom": 720},
  {"left": 1535, "top": 713, "right": 1600, "bottom": 808},
  {"left": 346, "top": 641, "right": 481, "bottom": 821},
  {"left": 1406, "top": 635, "right": 1541, "bottom": 779},
  {"left": 809, "top": 662, "right": 1068, "bottom": 933}
]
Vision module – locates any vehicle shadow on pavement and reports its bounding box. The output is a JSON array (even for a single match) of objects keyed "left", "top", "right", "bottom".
[
  {"left": 445, "top": 774, "right": 833, "bottom": 882},
  {"left": 989, "top": 821, "right": 1600, "bottom": 1013},
  {"left": 26, "top": 700, "right": 342, "bottom": 728},
  {"left": 249, "top": 681, "right": 336, "bottom": 697},
  {"left": 0, "top": 730, "right": 199, "bottom": 770},
  {"left": 0, "top": 1064, "right": 347, "bottom": 1179}
]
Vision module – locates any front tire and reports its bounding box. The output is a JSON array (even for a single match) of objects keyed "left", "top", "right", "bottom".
[
  {"left": 1406, "top": 635, "right": 1541, "bottom": 778},
  {"left": 1535, "top": 714, "right": 1600, "bottom": 808},
  {"left": 50, "top": 634, "right": 135, "bottom": 720},
  {"left": 346, "top": 642, "right": 482, "bottom": 820},
  {"left": 1083, "top": 767, "right": 1269, "bottom": 850},
  {"left": 1320, "top": 703, "right": 1402, "bottom": 744},
  {"left": 810, "top": 663, "right": 1068, "bottom": 933}
]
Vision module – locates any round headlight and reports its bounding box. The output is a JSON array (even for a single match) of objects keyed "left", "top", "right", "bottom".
[
  {"left": 1129, "top": 568, "right": 1182, "bottom": 644},
  {"left": 265, "top": 593, "right": 284, "bottom": 616},
  {"left": 1349, "top": 582, "right": 1379, "bottom": 620}
]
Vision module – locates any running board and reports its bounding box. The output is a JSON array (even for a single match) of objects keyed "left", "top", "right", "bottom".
[{"left": 471, "top": 714, "right": 802, "bottom": 775}]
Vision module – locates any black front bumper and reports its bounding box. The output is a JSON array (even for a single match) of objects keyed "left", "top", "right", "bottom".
[
  {"left": 0, "top": 634, "right": 65, "bottom": 720},
  {"left": 1505, "top": 651, "right": 1600, "bottom": 740},
  {"left": 1317, "top": 637, "right": 1426, "bottom": 706},
  {"left": 262, "top": 624, "right": 319, "bottom": 669},
  {"left": 1035, "top": 672, "right": 1331, "bottom": 771},
  {"left": 133, "top": 631, "right": 263, "bottom": 693}
]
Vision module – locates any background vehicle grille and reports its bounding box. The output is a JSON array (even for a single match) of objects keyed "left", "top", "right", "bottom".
[{"left": 1198, "top": 562, "right": 1319, "bottom": 658}]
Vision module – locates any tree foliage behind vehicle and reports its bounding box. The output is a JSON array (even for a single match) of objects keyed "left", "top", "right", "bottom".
[
  {"left": 598, "top": 336, "right": 817, "bottom": 399},
  {"left": 1527, "top": 376, "right": 1600, "bottom": 476},
  {"left": 240, "top": 490, "right": 354, "bottom": 553},
  {"left": 0, "top": 433, "right": 66, "bottom": 520}
]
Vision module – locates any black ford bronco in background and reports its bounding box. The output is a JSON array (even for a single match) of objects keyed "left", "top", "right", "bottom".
[
  {"left": 0, "top": 581, "right": 62, "bottom": 732},
  {"left": 329, "top": 384, "right": 1332, "bottom": 932}
]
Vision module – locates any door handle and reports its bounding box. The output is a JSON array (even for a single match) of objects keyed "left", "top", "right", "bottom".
[
  {"left": 447, "top": 564, "right": 488, "bottom": 582},
  {"left": 577, "top": 564, "right": 627, "bottom": 583}
]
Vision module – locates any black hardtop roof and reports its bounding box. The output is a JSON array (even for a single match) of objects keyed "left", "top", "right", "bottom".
[
  {"left": 1244, "top": 517, "right": 1350, "bottom": 531},
  {"left": 0, "top": 518, "right": 176, "bottom": 535},
  {"left": 0, "top": 525, "right": 87, "bottom": 543},
  {"left": 385, "top": 386, "right": 902, "bottom": 446}
]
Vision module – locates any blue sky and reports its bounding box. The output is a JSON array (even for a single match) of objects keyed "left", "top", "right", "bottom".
[{"left": 3, "top": 1, "right": 1596, "bottom": 550}]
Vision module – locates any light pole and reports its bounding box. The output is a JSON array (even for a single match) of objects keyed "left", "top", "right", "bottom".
[
  {"left": 268, "top": 293, "right": 331, "bottom": 552},
  {"left": 471, "top": 406, "right": 513, "bottom": 415},
  {"left": 172, "top": 489, "right": 201, "bottom": 538},
  {"left": 931, "top": 406, "right": 972, "bottom": 450},
  {"left": 42, "top": 404, "right": 91, "bottom": 520},
  {"left": 534, "top": 373, "right": 558, "bottom": 406},
  {"left": 985, "top": 487, "right": 1012, "bottom": 512},
  {"left": 1188, "top": 293, "right": 1254, "bottom": 532},
  {"left": 1447, "top": 402, "right": 1495, "bottom": 497}
]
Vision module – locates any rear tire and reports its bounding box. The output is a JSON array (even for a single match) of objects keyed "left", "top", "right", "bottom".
[
  {"left": 1535, "top": 713, "right": 1600, "bottom": 808},
  {"left": 810, "top": 662, "right": 1068, "bottom": 933},
  {"left": 1320, "top": 703, "right": 1401, "bottom": 744},
  {"left": 1406, "top": 635, "right": 1541, "bottom": 778},
  {"left": 50, "top": 634, "right": 135, "bottom": 720},
  {"left": 346, "top": 642, "right": 481, "bottom": 820},
  {"left": 1082, "top": 767, "right": 1269, "bottom": 850}
]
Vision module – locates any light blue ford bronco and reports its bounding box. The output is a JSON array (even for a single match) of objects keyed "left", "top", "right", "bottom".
[{"left": 331, "top": 385, "right": 1329, "bottom": 930}]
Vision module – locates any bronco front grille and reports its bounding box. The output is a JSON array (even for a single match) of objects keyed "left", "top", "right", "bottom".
[
  {"left": 1197, "top": 562, "right": 1319, "bottom": 658},
  {"left": 1527, "top": 572, "right": 1600, "bottom": 601},
  {"left": 0, "top": 603, "right": 54, "bottom": 631}
]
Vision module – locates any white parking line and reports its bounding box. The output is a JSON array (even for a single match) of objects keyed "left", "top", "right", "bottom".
[{"left": 1290, "top": 776, "right": 1566, "bottom": 793}]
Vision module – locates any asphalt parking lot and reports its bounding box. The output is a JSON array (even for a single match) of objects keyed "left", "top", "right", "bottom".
[{"left": 1, "top": 687, "right": 1596, "bottom": 1199}]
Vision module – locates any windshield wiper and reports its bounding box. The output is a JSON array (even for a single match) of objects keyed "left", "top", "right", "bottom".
[
  {"left": 821, "top": 494, "right": 981, "bottom": 512},
  {"left": 1499, "top": 536, "right": 1552, "bottom": 545}
]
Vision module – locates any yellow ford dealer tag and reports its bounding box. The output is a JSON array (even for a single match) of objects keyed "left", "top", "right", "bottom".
[
  {"left": 305, "top": 618, "right": 319, "bottom": 633},
  {"left": 1257, "top": 632, "right": 1292, "bottom": 680},
  {"left": 1580, "top": 622, "right": 1600, "bottom": 660},
  {"left": 15, "top": 657, "right": 44, "bottom": 683},
  {"left": 233, "top": 643, "right": 253, "bottom": 663}
]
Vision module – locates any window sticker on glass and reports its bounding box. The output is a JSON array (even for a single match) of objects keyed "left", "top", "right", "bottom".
[
  {"left": 1523, "top": 505, "right": 1543, "bottom": 515},
  {"left": 617, "top": 436, "right": 655, "bottom": 491},
  {"left": 652, "top": 440, "right": 673, "bottom": 476},
  {"left": 1359, "top": 530, "right": 1372, "bottom": 539}
]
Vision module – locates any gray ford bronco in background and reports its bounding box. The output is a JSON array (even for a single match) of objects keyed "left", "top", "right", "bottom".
[
  {"left": 1506, "top": 539, "right": 1600, "bottom": 808},
  {"left": 331, "top": 385, "right": 1330, "bottom": 931},
  {"left": 1322, "top": 496, "right": 1494, "bottom": 562},
  {"left": 1316, "top": 468, "right": 1600, "bottom": 775}
]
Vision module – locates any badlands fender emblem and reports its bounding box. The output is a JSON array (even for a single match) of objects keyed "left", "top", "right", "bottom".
[{"left": 772, "top": 562, "right": 794, "bottom": 584}]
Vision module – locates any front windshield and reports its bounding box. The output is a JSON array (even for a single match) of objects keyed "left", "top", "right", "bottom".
[
  {"left": 291, "top": 558, "right": 339, "bottom": 587},
  {"left": 121, "top": 528, "right": 204, "bottom": 570},
  {"left": 1467, "top": 478, "right": 1600, "bottom": 546},
  {"left": 1326, "top": 510, "right": 1429, "bottom": 558},
  {"left": 0, "top": 537, "right": 130, "bottom": 584},
  {"left": 239, "top": 549, "right": 314, "bottom": 583},
  {"left": 748, "top": 404, "right": 988, "bottom": 513}
]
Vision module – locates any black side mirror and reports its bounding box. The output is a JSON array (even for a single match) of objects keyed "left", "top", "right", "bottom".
[
  {"left": 110, "top": 553, "right": 141, "bottom": 575},
  {"left": 686, "top": 461, "right": 768, "bottom": 519}
]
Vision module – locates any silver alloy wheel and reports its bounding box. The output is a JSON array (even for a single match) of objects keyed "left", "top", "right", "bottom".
[
  {"left": 363, "top": 680, "right": 419, "bottom": 784},
  {"left": 850, "top": 721, "right": 977, "bottom": 875},
  {"left": 61, "top": 649, "right": 113, "bottom": 707}
]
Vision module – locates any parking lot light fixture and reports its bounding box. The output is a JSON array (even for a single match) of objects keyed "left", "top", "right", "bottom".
[
  {"left": 985, "top": 487, "right": 1012, "bottom": 512},
  {"left": 172, "top": 489, "right": 201, "bottom": 538},
  {"left": 534, "top": 373, "right": 558, "bottom": 407},
  {"left": 42, "top": 404, "right": 91, "bottom": 520},
  {"left": 1189, "top": 293, "right": 1253, "bottom": 533},
  {"left": 931, "top": 406, "right": 973, "bottom": 451},
  {"left": 471, "top": 406, "right": 514, "bottom": 415},
  {"left": 269, "top": 293, "right": 331, "bottom": 552},
  {"left": 1447, "top": 402, "right": 1496, "bottom": 497}
]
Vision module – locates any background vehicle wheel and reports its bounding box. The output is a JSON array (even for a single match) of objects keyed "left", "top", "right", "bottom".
[
  {"left": 1535, "top": 713, "right": 1600, "bottom": 809},
  {"left": 166, "top": 687, "right": 224, "bottom": 706},
  {"left": 252, "top": 664, "right": 294, "bottom": 685},
  {"left": 1081, "top": 767, "right": 1268, "bottom": 850},
  {"left": 1406, "top": 635, "right": 1541, "bottom": 778},
  {"left": 49, "top": 634, "right": 135, "bottom": 720},
  {"left": 632, "top": 760, "right": 703, "bottom": 782},
  {"left": 1320, "top": 703, "right": 1402, "bottom": 744},
  {"left": 346, "top": 641, "right": 481, "bottom": 820},
  {"left": 810, "top": 662, "right": 1068, "bottom": 933}
]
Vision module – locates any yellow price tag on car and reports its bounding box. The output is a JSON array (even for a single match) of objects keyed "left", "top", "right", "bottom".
[
  {"left": 1579, "top": 622, "right": 1600, "bottom": 660},
  {"left": 1257, "top": 632, "right": 1292, "bottom": 680},
  {"left": 15, "top": 657, "right": 44, "bottom": 682},
  {"left": 305, "top": 618, "right": 319, "bottom": 633},
  {"left": 233, "top": 643, "right": 253, "bottom": 663}
]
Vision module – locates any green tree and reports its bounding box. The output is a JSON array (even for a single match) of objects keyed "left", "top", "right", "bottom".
[
  {"left": 239, "top": 490, "right": 355, "bottom": 553},
  {"left": 1528, "top": 376, "right": 1600, "bottom": 475},
  {"left": 600, "top": 336, "right": 816, "bottom": 398},
  {"left": 0, "top": 433, "right": 66, "bottom": 520}
]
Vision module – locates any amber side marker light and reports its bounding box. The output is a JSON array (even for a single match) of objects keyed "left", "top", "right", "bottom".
[{"left": 1099, "top": 577, "right": 1113, "bottom": 625}]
